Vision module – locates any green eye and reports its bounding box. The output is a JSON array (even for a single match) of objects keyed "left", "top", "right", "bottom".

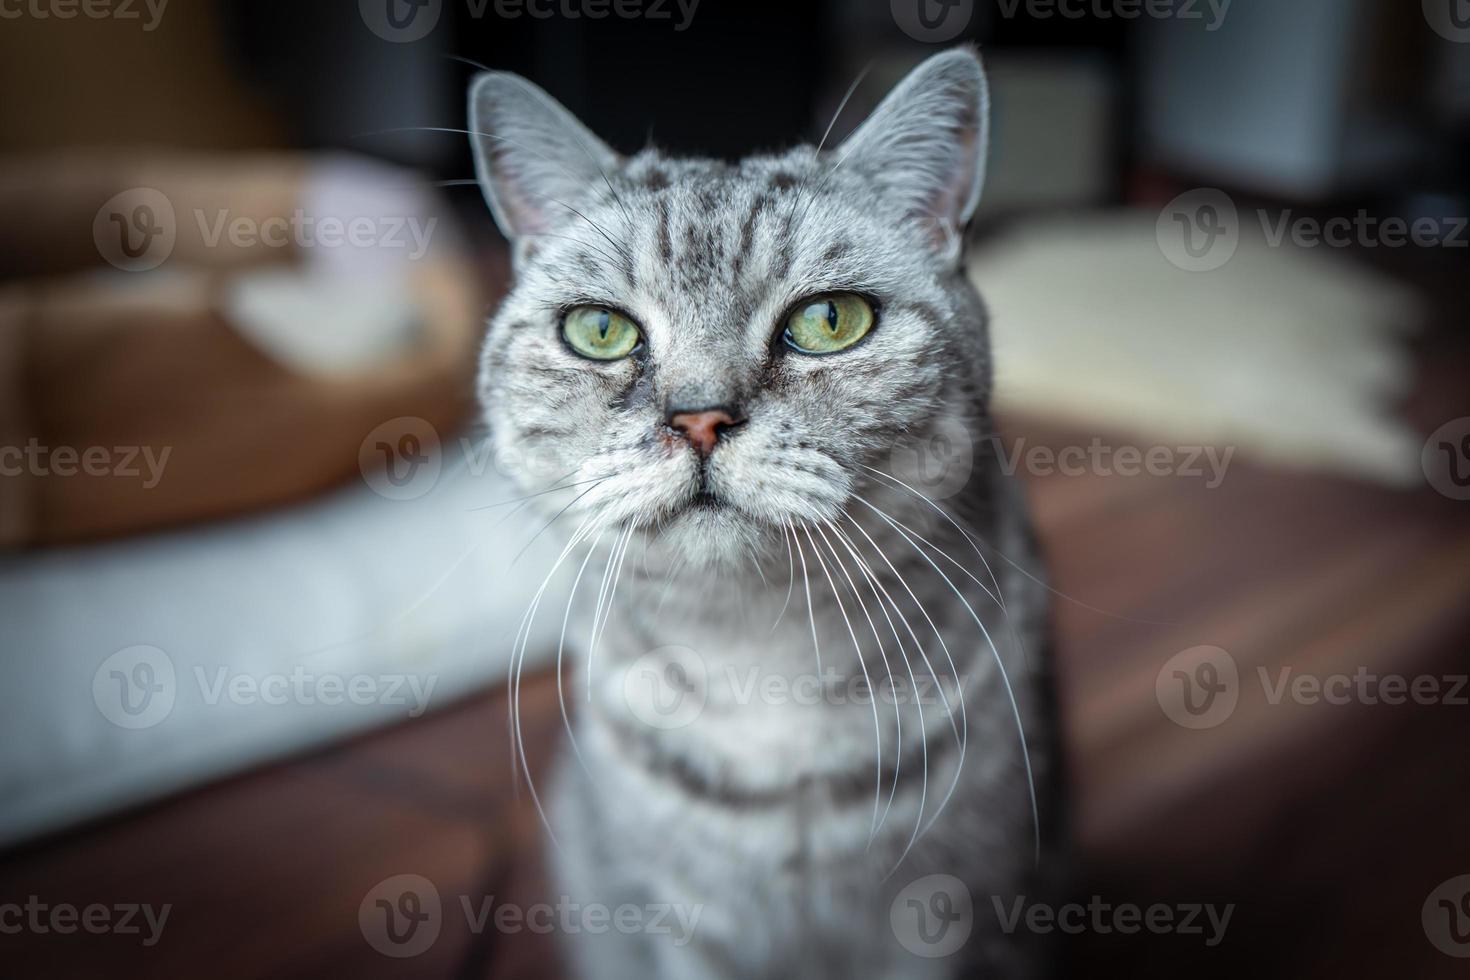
[
  {"left": 783, "top": 293, "right": 875, "bottom": 354},
  {"left": 562, "top": 306, "right": 642, "bottom": 361}
]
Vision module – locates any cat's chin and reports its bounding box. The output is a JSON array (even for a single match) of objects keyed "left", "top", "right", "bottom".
[
  {"left": 666, "top": 493, "right": 743, "bottom": 531},
  {"left": 645, "top": 495, "right": 771, "bottom": 568}
]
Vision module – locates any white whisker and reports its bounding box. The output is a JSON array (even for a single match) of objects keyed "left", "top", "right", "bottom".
[
  {"left": 770, "top": 522, "right": 797, "bottom": 634},
  {"left": 507, "top": 517, "right": 598, "bottom": 851},
  {"left": 790, "top": 521, "right": 822, "bottom": 675},
  {"left": 556, "top": 527, "right": 607, "bottom": 783},
  {"left": 859, "top": 465, "right": 1005, "bottom": 608},
  {"left": 824, "top": 518, "right": 932, "bottom": 872},
  {"left": 840, "top": 511, "right": 969, "bottom": 858},
  {"left": 813, "top": 521, "right": 905, "bottom": 841},
  {"left": 801, "top": 524, "right": 884, "bottom": 845},
  {"left": 587, "top": 524, "right": 635, "bottom": 701},
  {"left": 855, "top": 497, "right": 1040, "bottom": 866}
]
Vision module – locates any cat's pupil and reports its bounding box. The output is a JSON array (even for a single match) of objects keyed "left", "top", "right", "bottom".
[
  {"left": 825, "top": 301, "right": 838, "bottom": 334},
  {"left": 597, "top": 310, "right": 610, "bottom": 339}
]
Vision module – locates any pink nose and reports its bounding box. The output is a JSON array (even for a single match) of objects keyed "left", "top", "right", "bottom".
[{"left": 668, "top": 408, "right": 740, "bottom": 456}]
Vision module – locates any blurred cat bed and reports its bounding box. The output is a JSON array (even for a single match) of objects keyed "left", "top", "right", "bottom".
[
  {"left": 968, "top": 211, "right": 1425, "bottom": 486},
  {"left": 0, "top": 153, "right": 483, "bottom": 548},
  {"left": 0, "top": 438, "right": 576, "bottom": 848}
]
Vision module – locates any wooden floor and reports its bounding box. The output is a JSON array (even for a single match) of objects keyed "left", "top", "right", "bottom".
[{"left": 2, "top": 296, "right": 1468, "bottom": 977}]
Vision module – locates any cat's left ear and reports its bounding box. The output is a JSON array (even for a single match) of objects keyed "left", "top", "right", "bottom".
[
  {"left": 836, "top": 48, "right": 989, "bottom": 265},
  {"left": 467, "top": 71, "right": 620, "bottom": 243}
]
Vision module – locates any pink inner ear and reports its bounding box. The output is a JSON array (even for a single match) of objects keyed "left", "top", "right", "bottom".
[
  {"left": 922, "top": 122, "right": 982, "bottom": 253},
  {"left": 491, "top": 149, "right": 553, "bottom": 239},
  {"left": 470, "top": 72, "right": 623, "bottom": 243}
]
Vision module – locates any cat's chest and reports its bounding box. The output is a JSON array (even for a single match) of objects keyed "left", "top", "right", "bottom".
[{"left": 582, "top": 584, "right": 979, "bottom": 801}]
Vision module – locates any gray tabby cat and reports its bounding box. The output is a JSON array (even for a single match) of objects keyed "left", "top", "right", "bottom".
[{"left": 469, "top": 47, "right": 1064, "bottom": 979}]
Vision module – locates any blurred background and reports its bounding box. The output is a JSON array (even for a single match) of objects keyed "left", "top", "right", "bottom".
[{"left": 1, "top": 0, "right": 1468, "bottom": 977}]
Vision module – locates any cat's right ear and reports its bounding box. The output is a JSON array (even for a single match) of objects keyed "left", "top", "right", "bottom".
[
  {"left": 835, "top": 48, "right": 989, "bottom": 266},
  {"left": 468, "top": 72, "right": 620, "bottom": 242}
]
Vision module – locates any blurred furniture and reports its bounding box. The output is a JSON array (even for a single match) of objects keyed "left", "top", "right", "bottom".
[
  {"left": 0, "top": 153, "right": 479, "bottom": 546},
  {"left": 1138, "top": 0, "right": 1439, "bottom": 196},
  {"left": 0, "top": 149, "right": 503, "bottom": 841}
]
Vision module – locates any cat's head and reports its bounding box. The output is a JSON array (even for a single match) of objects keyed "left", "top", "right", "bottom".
[{"left": 470, "top": 49, "right": 992, "bottom": 568}]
